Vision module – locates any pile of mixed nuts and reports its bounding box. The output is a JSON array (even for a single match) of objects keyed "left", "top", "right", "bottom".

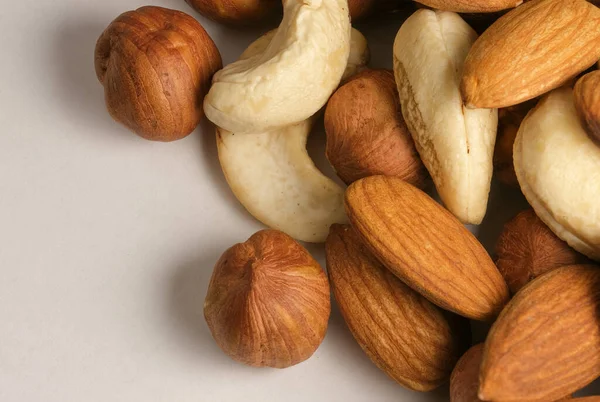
[{"left": 95, "top": 0, "right": 600, "bottom": 400}]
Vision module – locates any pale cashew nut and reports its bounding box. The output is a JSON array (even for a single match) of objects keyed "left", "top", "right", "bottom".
[
  {"left": 514, "top": 87, "right": 600, "bottom": 260},
  {"left": 217, "top": 120, "right": 347, "bottom": 243},
  {"left": 204, "top": 0, "right": 351, "bottom": 133},
  {"left": 240, "top": 28, "right": 369, "bottom": 82},
  {"left": 214, "top": 25, "right": 364, "bottom": 243},
  {"left": 393, "top": 10, "right": 498, "bottom": 225}
]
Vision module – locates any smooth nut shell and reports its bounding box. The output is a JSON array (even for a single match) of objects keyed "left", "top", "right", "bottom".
[
  {"left": 185, "top": 0, "right": 281, "bottom": 25},
  {"left": 324, "top": 70, "right": 427, "bottom": 186},
  {"left": 326, "top": 224, "right": 459, "bottom": 391},
  {"left": 450, "top": 344, "right": 484, "bottom": 402},
  {"left": 345, "top": 176, "right": 509, "bottom": 321},
  {"left": 461, "top": 0, "right": 600, "bottom": 109},
  {"left": 480, "top": 264, "right": 600, "bottom": 401},
  {"left": 95, "top": 6, "right": 222, "bottom": 141},
  {"left": 496, "top": 209, "right": 588, "bottom": 294},
  {"left": 574, "top": 70, "right": 600, "bottom": 144},
  {"left": 204, "top": 229, "right": 330, "bottom": 368}
]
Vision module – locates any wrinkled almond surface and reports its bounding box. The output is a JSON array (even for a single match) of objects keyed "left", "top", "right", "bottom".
[
  {"left": 326, "top": 224, "right": 459, "bottom": 391},
  {"left": 480, "top": 264, "right": 600, "bottom": 401},
  {"left": 416, "top": 0, "right": 521, "bottom": 13},
  {"left": 345, "top": 176, "right": 509, "bottom": 320},
  {"left": 461, "top": 0, "right": 600, "bottom": 108}
]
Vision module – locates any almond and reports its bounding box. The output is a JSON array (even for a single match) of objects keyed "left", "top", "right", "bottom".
[
  {"left": 574, "top": 70, "right": 600, "bottom": 144},
  {"left": 326, "top": 224, "right": 460, "bottom": 391},
  {"left": 461, "top": 0, "right": 600, "bottom": 109},
  {"left": 416, "top": 0, "right": 521, "bottom": 13},
  {"left": 345, "top": 176, "right": 509, "bottom": 320},
  {"left": 480, "top": 264, "right": 600, "bottom": 401}
]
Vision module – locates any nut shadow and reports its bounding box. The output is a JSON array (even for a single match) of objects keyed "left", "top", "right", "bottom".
[
  {"left": 166, "top": 251, "right": 232, "bottom": 365},
  {"left": 198, "top": 118, "right": 254, "bottom": 219},
  {"left": 54, "top": 19, "right": 130, "bottom": 140},
  {"left": 477, "top": 180, "right": 529, "bottom": 256}
]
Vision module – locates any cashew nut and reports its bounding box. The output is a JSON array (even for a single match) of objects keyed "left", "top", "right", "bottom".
[
  {"left": 214, "top": 26, "right": 367, "bottom": 243},
  {"left": 239, "top": 27, "right": 369, "bottom": 82},
  {"left": 393, "top": 10, "right": 498, "bottom": 225},
  {"left": 514, "top": 87, "right": 600, "bottom": 260},
  {"left": 204, "top": 0, "right": 351, "bottom": 133},
  {"left": 217, "top": 119, "right": 346, "bottom": 243}
]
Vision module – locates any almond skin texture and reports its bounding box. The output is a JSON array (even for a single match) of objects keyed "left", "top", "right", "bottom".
[
  {"left": 494, "top": 100, "right": 537, "bottom": 187},
  {"left": 451, "top": 343, "right": 572, "bottom": 402},
  {"left": 480, "top": 264, "right": 600, "bottom": 401},
  {"left": 574, "top": 71, "right": 600, "bottom": 144},
  {"left": 461, "top": 0, "right": 600, "bottom": 109},
  {"left": 450, "top": 344, "right": 484, "bottom": 402},
  {"left": 204, "top": 230, "right": 330, "bottom": 368},
  {"left": 326, "top": 224, "right": 459, "bottom": 391},
  {"left": 416, "top": 0, "right": 521, "bottom": 12},
  {"left": 185, "top": 0, "right": 281, "bottom": 25},
  {"left": 324, "top": 70, "right": 427, "bottom": 187},
  {"left": 345, "top": 176, "right": 509, "bottom": 320},
  {"left": 95, "top": 6, "right": 222, "bottom": 141},
  {"left": 496, "top": 209, "right": 588, "bottom": 294}
]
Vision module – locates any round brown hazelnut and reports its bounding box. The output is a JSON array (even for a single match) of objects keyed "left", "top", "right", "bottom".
[
  {"left": 204, "top": 229, "right": 331, "bottom": 368},
  {"left": 348, "top": 0, "right": 377, "bottom": 20},
  {"left": 324, "top": 69, "right": 428, "bottom": 187},
  {"left": 494, "top": 99, "right": 537, "bottom": 187},
  {"left": 95, "top": 6, "right": 222, "bottom": 141},
  {"left": 496, "top": 209, "right": 589, "bottom": 294},
  {"left": 185, "top": 0, "right": 281, "bottom": 25}
]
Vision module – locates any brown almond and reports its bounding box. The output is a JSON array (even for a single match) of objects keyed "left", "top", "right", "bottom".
[
  {"left": 345, "top": 176, "right": 509, "bottom": 320},
  {"left": 461, "top": 0, "right": 600, "bottom": 109},
  {"left": 326, "top": 224, "right": 459, "bottom": 391},
  {"left": 451, "top": 343, "right": 573, "bottom": 401},
  {"left": 496, "top": 209, "right": 589, "bottom": 294},
  {"left": 480, "top": 264, "right": 600, "bottom": 401},
  {"left": 574, "top": 70, "right": 600, "bottom": 144},
  {"left": 416, "top": 0, "right": 521, "bottom": 12}
]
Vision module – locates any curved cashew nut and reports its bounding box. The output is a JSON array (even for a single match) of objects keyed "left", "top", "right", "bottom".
[
  {"left": 393, "top": 10, "right": 498, "bottom": 224},
  {"left": 217, "top": 120, "right": 347, "bottom": 243},
  {"left": 204, "top": 0, "right": 351, "bottom": 134},
  {"left": 514, "top": 87, "right": 600, "bottom": 260},
  {"left": 214, "top": 26, "right": 368, "bottom": 243},
  {"left": 240, "top": 28, "right": 369, "bottom": 82}
]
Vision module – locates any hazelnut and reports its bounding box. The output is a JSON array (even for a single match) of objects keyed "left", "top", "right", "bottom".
[
  {"left": 324, "top": 69, "right": 427, "bottom": 187},
  {"left": 348, "top": 0, "right": 376, "bottom": 20},
  {"left": 95, "top": 6, "right": 222, "bottom": 141},
  {"left": 185, "top": 0, "right": 281, "bottom": 25},
  {"left": 496, "top": 209, "right": 588, "bottom": 294},
  {"left": 450, "top": 344, "right": 485, "bottom": 402},
  {"left": 494, "top": 99, "right": 536, "bottom": 187},
  {"left": 204, "top": 230, "right": 331, "bottom": 368}
]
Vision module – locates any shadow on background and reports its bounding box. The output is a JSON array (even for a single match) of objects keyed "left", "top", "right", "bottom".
[
  {"left": 54, "top": 20, "right": 130, "bottom": 140},
  {"left": 167, "top": 252, "right": 231, "bottom": 364}
]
